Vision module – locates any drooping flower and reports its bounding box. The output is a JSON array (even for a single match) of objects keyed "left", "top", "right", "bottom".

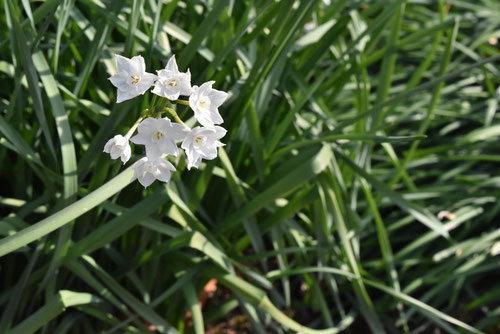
[
  {"left": 130, "top": 117, "right": 189, "bottom": 161},
  {"left": 189, "top": 81, "right": 228, "bottom": 127},
  {"left": 152, "top": 55, "right": 192, "bottom": 100},
  {"left": 181, "top": 126, "right": 227, "bottom": 170},
  {"left": 131, "top": 157, "right": 176, "bottom": 188},
  {"left": 109, "top": 55, "right": 157, "bottom": 103},
  {"left": 103, "top": 135, "right": 131, "bottom": 164}
]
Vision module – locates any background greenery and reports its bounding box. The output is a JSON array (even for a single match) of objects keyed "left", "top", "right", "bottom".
[{"left": 0, "top": 0, "right": 499, "bottom": 333}]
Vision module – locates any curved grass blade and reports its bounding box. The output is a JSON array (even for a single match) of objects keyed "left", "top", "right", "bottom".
[
  {"left": 177, "top": 0, "right": 229, "bottom": 71},
  {"left": 81, "top": 255, "right": 180, "bottom": 334},
  {"left": 0, "top": 167, "right": 134, "bottom": 257},
  {"left": 267, "top": 266, "right": 483, "bottom": 333},
  {"left": 335, "top": 149, "right": 449, "bottom": 238},
  {"left": 216, "top": 144, "right": 332, "bottom": 234},
  {"left": 9, "top": 291, "right": 101, "bottom": 334},
  {"left": 182, "top": 283, "right": 204, "bottom": 334},
  {"left": 4, "top": 0, "right": 58, "bottom": 163},
  {"left": 320, "top": 176, "right": 385, "bottom": 333},
  {"left": 214, "top": 269, "right": 351, "bottom": 334}
]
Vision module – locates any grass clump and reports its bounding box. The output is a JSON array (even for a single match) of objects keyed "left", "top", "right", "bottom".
[{"left": 0, "top": 0, "right": 499, "bottom": 333}]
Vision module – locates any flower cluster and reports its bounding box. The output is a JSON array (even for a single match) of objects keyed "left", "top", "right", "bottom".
[{"left": 104, "top": 54, "right": 228, "bottom": 188}]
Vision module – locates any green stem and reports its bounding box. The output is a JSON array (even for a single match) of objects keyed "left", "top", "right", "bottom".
[
  {"left": 125, "top": 116, "right": 145, "bottom": 139},
  {"left": 158, "top": 97, "right": 169, "bottom": 109},
  {"left": 173, "top": 99, "right": 189, "bottom": 106},
  {"left": 163, "top": 107, "right": 186, "bottom": 126},
  {"left": 150, "top": 93, "right": 157, "bottom": 107},
  {"left": 0, "top": 167, "right": 134, "bottom": 257}
]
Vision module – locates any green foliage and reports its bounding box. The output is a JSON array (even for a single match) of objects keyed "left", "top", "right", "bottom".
[{"left": 0, "top": 0, "right": 499, "bottom": 333}]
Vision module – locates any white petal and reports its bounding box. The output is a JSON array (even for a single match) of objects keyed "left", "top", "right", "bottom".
[
  {"left": 188, "top": 155, "right": 202, "bottom": 170},
  {"left": 138, "top": 172, "right": 156, "bottom": 188},
  {"left": 132, "top": 157, "right": 147, "bottom": 169},
  {"left": 103, "top": 137, "right": 116, "bottom": 153},
  {"left": 145, "top": 144, "right": 163, "bottom": 161},
  {"left": 161, "top": 159, "right": 176, "bottom": 171},
  {"left": 211, "top": 126, "right": 227, "bottom": 140},
  {"left": 185, "top": 146, "right": 199, "bottom": 170},
  {"left": 203, "top": 142, "right": 217, "bottom": 160},
  {"left": 177, "top": 70, "right": 192, "bottom": 96},
  {"left": 115, "top": 55, "right": 132, "bottom": 73},
  {"left": 120, "top": 145, "right": 131, "bottom": 164},
  {"left": 137, "top": 117, "right": 158, "bottom": 134},
  {"left": 189, "top": 94, "right": 199, "bottom": 113},
  {"left": 168, "top": 122, "right": 190, "bottom": 141},
  {"left": 158, "top": 138, "right": 178, "bottom": 157},
  {"left": 110, "top": 145, "right": 123, "bottom": 159},
  {"left": 165, "top": 55, "right": 179, "bottom": 73},
  {"left": 195, "top": 111, "right": 215, "bottom": 127},
  {"left": 156, "top": 160, "right": 175, "bottom": 182},
  {"left": 156, "top": 69, "right": 169, "bottom": 79},
  {"left": 136, "top": 73, "right": 158, "bottom": 94},
  {"left": 208, "top": 109, "right": 224, "bottom": 125},
  {"left": 163, "top": 89, "right": 181, "bottom": 101},
  {"left": 130, "top": 56, "right": 146, "bottom": 75},
  {"left": 130, "top": 132, "right": 148, "bottom": 145},
  {"left": 113, "top": 135, "right": 127, "bottom": 146},
  {"left": 109, "top": 72, "right": 129, "bottom": 90},
  {"left": 181, "top": 131, "right": 195, "bottom": 150},
  {"left": 199, "top": 81, "right": 215, "bottom": 95},
  {"left": 116, "top": 89, "right": 138, "bottom": 103},
  {"left": 208, "top": 89, "right": 228, "bottom": 107},
  {"left": 156, "top": 117, "right": 173, "bottom": 130},
  {"left": 151, "top": 83, "right": 164, "bottom": 97},
  {"left": 155, "top": 169, "right": 171, "bottom": 183}
]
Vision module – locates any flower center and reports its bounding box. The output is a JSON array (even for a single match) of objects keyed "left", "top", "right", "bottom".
[
  {"left": 131, "top": 76, "right": 140, "bottom": 85},
  {"left": 144, "top": 162, "right": 157, "bottom": 174},
  {"left": 194, "top": 136, "right": 206, "bottom": 147},
  {"left": 152, "top": 131, "right": 165, "bottom": 143},
  {"left": 169, "top": 80, "right": 177, "bottom": 87},
  {"left": 198, "top": 98, "right": 210, "bottom": 110}
]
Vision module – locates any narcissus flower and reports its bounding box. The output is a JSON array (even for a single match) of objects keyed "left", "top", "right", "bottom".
[
  {"left": 189, "top": 81, "right": 227, "bottom": 127},
  {"left": 105, "top": 53, "right": 230, "bottom": 188},
  {"left": 103, "top": 135, "right": 131, "bottom": 164},
  {"left": 109, "top": 55, "right": 157, "bottom": 103},
  {"left": 131, "top": 157, "right": 176, "bottom": 188},
  {"left": 181, "top": 126, "right": 227, "bottom": 170},
  {"left": 152, "top": 55, "right": 192, "bottom": 100},
  {"left": 130, "top": 117, "right": 189, "bottom": 161}
]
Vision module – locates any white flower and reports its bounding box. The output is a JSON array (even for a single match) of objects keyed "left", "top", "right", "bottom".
[
  {"left": 130, "top": 117, "right": 189, "bottom": 161},
  {"left": 103, "top": 135, "right": 131, "bottom": 164},
  {"left": 181, "top": 126, "right": 227, "bottom": 170},
  {"left": 131, "top": 157, "right": 176, "bottom": 188},
  {"left": 109, "top": 55, "right": 157, "bottom": 103},
  {"left": 152, "top": 55, "right": 192, "bottom": 100},
  {"left": 189, "top": 81, "right": 228, "bottom": 127}
]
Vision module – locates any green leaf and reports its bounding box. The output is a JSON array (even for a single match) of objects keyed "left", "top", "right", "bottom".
[
  {"left": 9, "top": 290, "right": 101, "bottom": 334},
  {"left": 0, "top": 167, "right": 134, "bottom": 257},
  {"left": 216, "top": 144, "right": 332, "bottom": 234},
  {"left": 335, "top": 149, "right": 450, "bottom": 238}
]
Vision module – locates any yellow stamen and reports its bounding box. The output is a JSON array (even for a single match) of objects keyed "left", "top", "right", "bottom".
[
  {"left": 195, "top": 136, "right": 203, "bottom": 145},
  {"left": 156, "top": 131, "right": 163, "bottom": 140},
  {"left": 169, "top": 80, "right": 177, "bottom": 87},
  {"left": 131, "top": 76, "right": 140, "bottom": 84}
]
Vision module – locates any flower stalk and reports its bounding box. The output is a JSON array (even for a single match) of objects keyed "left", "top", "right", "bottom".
[
  {"left": 173, "top": 99, "right": 190, "bottom": 106},
  {"left": 163, "top": 107, "right": 185, "bottom": 126},
  {"left": 125, "top": 116, "right": 145, "bottom": 140}
]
